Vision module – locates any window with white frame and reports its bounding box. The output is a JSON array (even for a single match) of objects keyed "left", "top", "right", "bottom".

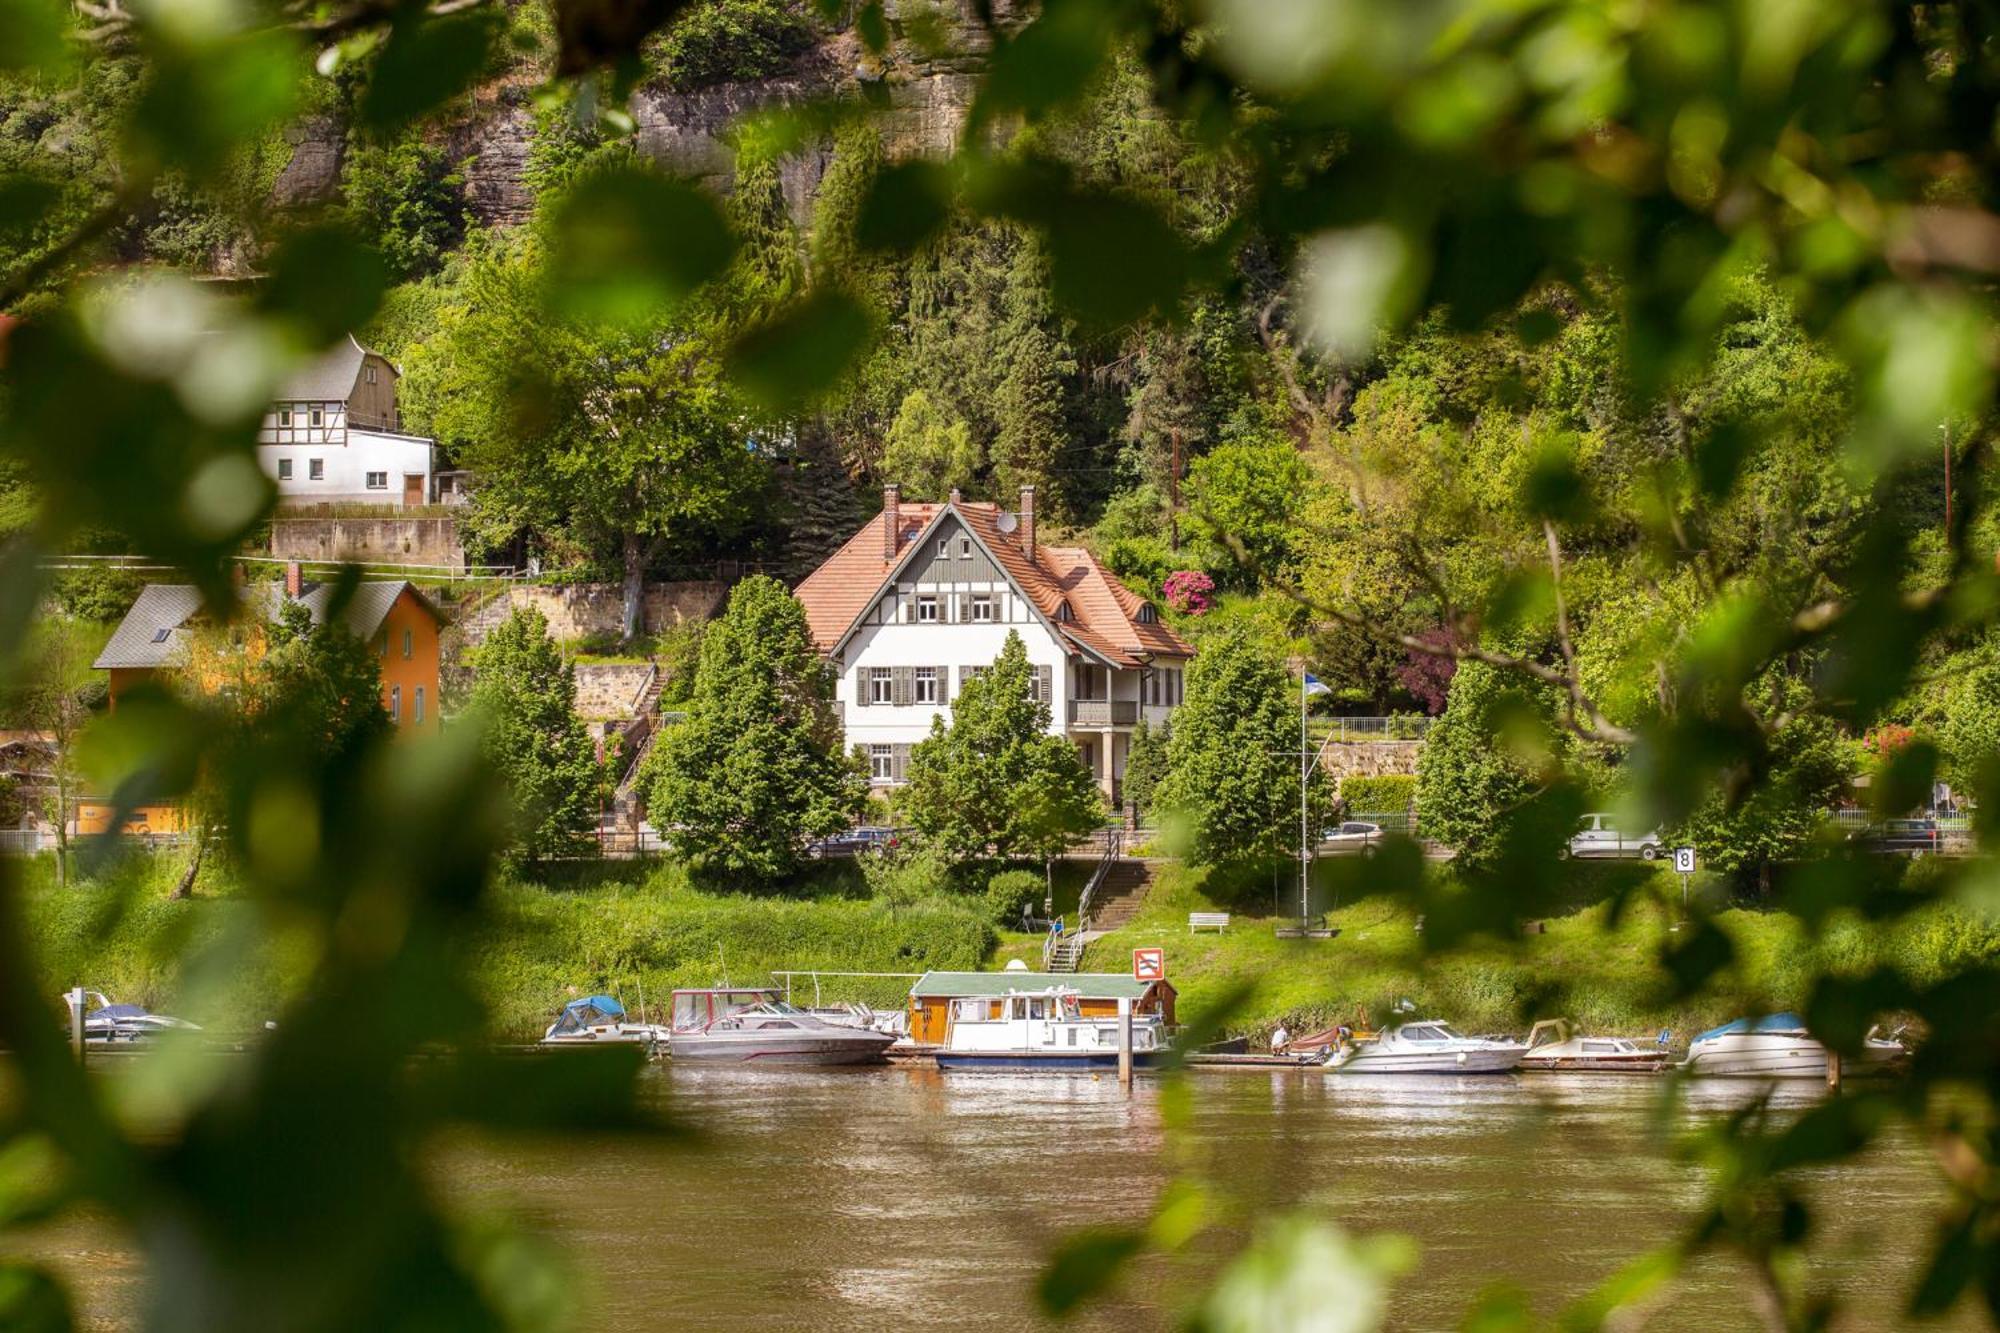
[
  {"left": 277, "top": 458, "right": 293, "bottom": 480},
  {"left": 389, "top": 685, "right": 401, "bottom": 721},
  {"left": 869, "top": 744, "right": 893, "bottom": 781},
  {"left": 402, "top": 628, "right": 413, "bottom": 659},
  {"left": 308, "top": 458, "right": 324, "bottom": 480},
  {"left": 309, "top": 405, "right": 324, "bottom": 428},
  {"left": 365, "top": 471, "right": 387, "bottom": 489},
  {"left": 914, "top": 667, "right": 939, "bottom": 704},
  {"left": 278, "top": 406, "right": 293, "bottom": 428},
  {"left": 938, "top": 538, "right": 951, "bottom": 558},
  {"left": 970, "top": 594, "right": 995, "bottom": 622},
  {"left": 959, "top": 537, "right": 972, "bottom": 557},
  {"left": 365, "top": 364, "right": 378, "bottom": 384},
  {"left": 916, "top": 595, "right": 939, "bottom": 623},
  {"left": 868, "top": 668, "right": 892, "bottom": 705},
  {"left": 414, "top": 687, "right": 425, "bottom": 724}
]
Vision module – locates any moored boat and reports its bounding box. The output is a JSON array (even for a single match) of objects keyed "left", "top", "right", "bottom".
[
  {"left": 1518, "top": 1019, "right": 1671, "bottom": 1074},
  {"left": 666, "top": 988, "right": 895, "bottom": 1066},
  {"left": 1681, "top": 1013, "right": 1907, "bottom": 1078},
  {"left": 539, "top": 994, "right": 671, "bottom": 1049},
  {"left": 1323, "top": 1020, "right": 1525, "bottom": 1074},
  {"left": 934, "top": 984, "right": 1169, "bottom": 1072},
  {"left": 74, "top": 990, "right": 201, "bottom": 1046}
]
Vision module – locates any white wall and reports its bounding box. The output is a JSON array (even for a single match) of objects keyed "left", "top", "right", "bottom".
[
  {"left": 836, "top": 607, "right": 1073, "bottom": 752},
  {"left": 258, "top": 428, "right": 435, "bottom": 506}
]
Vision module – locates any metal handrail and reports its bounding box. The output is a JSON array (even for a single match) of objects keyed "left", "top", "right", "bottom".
[{"left": 1077, "top": 829, "right": 1122, "bottom": 930}]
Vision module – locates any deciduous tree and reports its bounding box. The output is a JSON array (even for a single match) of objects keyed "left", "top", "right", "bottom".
[{"left": 467, "top": 606, "right": 601, "bottom": 865}]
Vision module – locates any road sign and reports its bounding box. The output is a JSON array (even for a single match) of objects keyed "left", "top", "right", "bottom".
[
  {"left": 1132, "top": 947, "right": 1165, "bottom": 982},
  {"left": 1674, "top": 846, "right": 1696, "bottom": 875}
]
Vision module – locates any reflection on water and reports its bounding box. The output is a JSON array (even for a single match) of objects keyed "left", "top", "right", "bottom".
[{"left": 13, "top": 1066, "right": 1964, "bottom": 1331}]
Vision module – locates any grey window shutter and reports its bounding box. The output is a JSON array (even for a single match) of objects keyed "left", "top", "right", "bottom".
[
  {"left": 901, "top": 592, "right": 915, "bottom": 623},
  {"left": 855, "top": 667, "right": 869, "bottom": 707},
  {"left": 1035, "top": 665, "right": 1052, "bottom": 706},
  {"left": 938, "top": 665, "right": 950, "bottom": 706},
  {"left": 893, "top": 667, "right": 911, "bottom": 707},
  {"left": 892, "top": 743, "right": 909, "bottom": 783}
]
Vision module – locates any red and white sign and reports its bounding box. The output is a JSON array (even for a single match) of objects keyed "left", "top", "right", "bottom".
[{"left": 1132, "top": 947, "right": 1165, "bottom": 982}]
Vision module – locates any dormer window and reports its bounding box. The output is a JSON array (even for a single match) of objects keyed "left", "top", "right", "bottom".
[
  {"left": 1138, "top": 604, "right": 1157, "bottom": 624},
  {"left": 1057, "top": 601, "right": 1073, "bottom": 622}
]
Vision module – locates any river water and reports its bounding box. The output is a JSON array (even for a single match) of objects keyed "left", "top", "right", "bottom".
[
  {"left": 21, "top": 1063, "right": 1965, "bottom": 1331},
  {"left": 455, "top": 1065, "right": 1955, "bottom": 1332}
]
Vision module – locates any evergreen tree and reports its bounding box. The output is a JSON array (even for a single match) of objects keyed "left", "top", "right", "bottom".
[
  {"left": 646, "top": 575, "right": 865, "bottom": 882},
  {"left": 468, "top": 607, "right": 602, "bottom": 864},
  {"left": 901, "top": 631, "right": 1102, "bottom": 862},
  {"left": 1122, "top": 716, "right": 1169, "bottom": 822},
  {"left": 1153, "top": 630, "right": 1311, "bottom": 864}
]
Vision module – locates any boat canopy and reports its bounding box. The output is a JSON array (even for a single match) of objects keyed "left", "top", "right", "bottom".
[
  {"left": 90, "top": 1004, "right": 150, "bottom": 1021},
  {"left": 549, "top": 995, "right": 625, "bottom": 1035},
  {"left": 1694, "top": 1012, "right": 1807, "bottom": 1043}
]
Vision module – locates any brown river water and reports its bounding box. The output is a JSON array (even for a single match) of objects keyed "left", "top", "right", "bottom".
[{"left": 20, "top": 1064, "right": 1971, "bottom": 1331}]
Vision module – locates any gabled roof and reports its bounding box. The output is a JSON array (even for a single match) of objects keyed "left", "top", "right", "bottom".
[
  {"left": 94, "top": 579, "right": 443, "bottom": 670},
  {"left": 909, "top": 970, "right": 1174, "bottom": 1000},
  {"left": 794, "top": 498, "right": 1192, "bottom": 669},
  {"left": 275, "top": 334, "right": 388, "bottom": 403}
]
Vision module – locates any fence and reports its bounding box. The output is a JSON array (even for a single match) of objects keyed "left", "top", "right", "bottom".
[
  {"left": 1316, "top": 716, "right": 1434, "bottom": 743},
  {"left": 768, "top": 970, "right": 922, "bottom": 1012}
]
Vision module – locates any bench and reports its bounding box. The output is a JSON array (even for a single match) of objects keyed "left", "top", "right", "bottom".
[{"left": 1189, "top": 911, "right": 1231, "bottom": 933}]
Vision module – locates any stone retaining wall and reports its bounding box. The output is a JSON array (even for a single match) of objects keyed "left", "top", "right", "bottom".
[
  {"left": 460, "top": 582, "right": 728, "bottom": 645},
  {"left": 573, "top": 664, "right": 655, "bottom": 720},
  {"left": 269, "top": 517, "right": 465, "bottom": 569},
  {"left": 1320, "top": 740, "right": 1424, "bottom": 786}
]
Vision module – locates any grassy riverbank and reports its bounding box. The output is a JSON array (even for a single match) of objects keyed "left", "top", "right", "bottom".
[{"left": 16, "top": 852, "right": 1997, "bottom": 1044}]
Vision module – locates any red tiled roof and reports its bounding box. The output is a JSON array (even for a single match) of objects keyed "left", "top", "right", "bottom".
[{"left": 794, "top": 500, "right": 1192, "bottom": 668}]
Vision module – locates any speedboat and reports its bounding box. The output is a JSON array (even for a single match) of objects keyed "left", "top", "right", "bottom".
[
  {"left": 935, "top": 984, "right": 1168, "bottom": 1072},
  {"left": 74, "top": 990, "right": 201, "bottom": 1046},
  {"left": 666, "top": 988, "right": 895, "bottom": 1066},
  {"left": 1681, "top": 1013, "right": 1907, "bottom": 1078},
  {"left": 1323, "top": 1020, "right": 1525, "bottom": 1074},
  {"left": 539, "top": 994, "right": 671, "bottom": 1049},
  {"left": 804, "top": 1002, "right": 908, "bottom": 1039},
  {"left": 1518, "top": 1019, "right": 1671, "bottom": 1073}
]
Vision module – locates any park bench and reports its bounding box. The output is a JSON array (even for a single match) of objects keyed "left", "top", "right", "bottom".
[{"left": 1189, "top": 911, "right": 1231, "bottom": 933}]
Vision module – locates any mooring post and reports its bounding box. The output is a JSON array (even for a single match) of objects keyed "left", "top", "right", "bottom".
[
  {"left": 1118, "top": 997, "right": 1133, "bottom": 1092},
  {"left": 66, "top": 987, "right": 85, "bottom": 1063},
  {"left": 1826, "top": 1048, "right": 1842, "bottom": 1092}
]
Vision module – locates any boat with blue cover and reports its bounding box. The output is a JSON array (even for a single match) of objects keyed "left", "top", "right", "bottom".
[
  {"left": 539, "top": 995, "right": 671, "bottom": 1049},
  {"left": 1681, "top": 1012, "right": 1906, "bottom": 1077}
]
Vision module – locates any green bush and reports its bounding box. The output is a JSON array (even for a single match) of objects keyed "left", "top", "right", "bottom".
[
  {"left": 651, "top": 0, "right": 816, "bottom": 91},
  {"left": 338, "top": 136, "right": 468, "bottom": 281},
  {"left": 983, "top": 869, "right": 1044, "bottom": 926},
  {"left": 1340, "top": 774, "right": 1416, "bottom": 816},
  {"left": 49, "top": 566, "right": 141, "bottom": 621}
]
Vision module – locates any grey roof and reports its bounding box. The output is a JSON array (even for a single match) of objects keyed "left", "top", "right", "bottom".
[
  {"left": 275, "top": 334, "right": 374, "bottom": 403},
  {"left": 909, "top": 970, "right": 1172, "bottom": 1000},
  {"left": 95, "top": 580, "right": 442, "bottom": 671},
  {"left": 93, "top": 585, "right": 204, "bottom": 669}
]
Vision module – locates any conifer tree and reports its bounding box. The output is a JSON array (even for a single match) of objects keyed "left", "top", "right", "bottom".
[
  {"left": 645, "top": 575, "right": 865, "bottom": 882},
  {"left": 469, "top": 607, "right": 601, "bottom": 864}
]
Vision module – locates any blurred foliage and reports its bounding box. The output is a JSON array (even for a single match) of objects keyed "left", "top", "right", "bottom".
[{"left": 8, "top": 0, "right": 2000, "bottom": 1326}]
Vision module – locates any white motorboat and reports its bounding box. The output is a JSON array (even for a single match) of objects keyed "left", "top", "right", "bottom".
[
  {"left": 803, "top": 1002, "right": 908, "bottom": 1039},
  {"left": 1519, "top": 1019, "right": 1671, "bottom": 1074},
  {"left": 935, "top": 985, "right": 1168, "bottom": 1072},
  {"left": 1323, "top": 1020, "right": 1526, "bottom": 1074},
  {"left": 539, "top": 994, "right": 671, "bottom": 1048},
  {"left": 74, "top": 990, "right": 201, "bottom": 1046},
  {"left": 1681, "top": 1013, "right": 1907, "bottom": 1078},
  {"left": 667, "top": 988, "right": 895, "bottom": 1065}
]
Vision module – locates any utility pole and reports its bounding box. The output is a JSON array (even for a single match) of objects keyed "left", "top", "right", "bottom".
[
  {"left": 1168, "top": 427, "right": 1183, "bottom": 553},
  {"left": 1300, "top": 672, "right": 1310, "bottom": 924}
]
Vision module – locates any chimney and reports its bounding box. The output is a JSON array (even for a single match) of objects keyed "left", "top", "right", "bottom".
[
  {"left": 882, "top": 484, "right": 901, "bottom": 560},
  {"left": 1019, "top": 485, "right": 1036, "bottom": 559},
  {"left": 948, "top": 486, "right": 961, "bottom": 505},
  {"left": 284, "top": 561, "right": 302, "bottom": 599}
]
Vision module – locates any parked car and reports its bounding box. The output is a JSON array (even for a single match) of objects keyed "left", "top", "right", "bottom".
[
  {"left": 1563, "top": 813, "right": 1662, "bottom": 860},
  {"left": 816, "top": 825, "right": 904, "bottom": 857},
  {"left": 1848, "top": 817, "right": 1942, "bottom": 856},
  {"left": 1318, "top": 821, "right": 1383, "bottom": 855}
]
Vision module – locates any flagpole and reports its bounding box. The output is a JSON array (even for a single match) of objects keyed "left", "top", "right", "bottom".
[{"left": 1300, "top": 669, "right": 1309, "bottom": 924}]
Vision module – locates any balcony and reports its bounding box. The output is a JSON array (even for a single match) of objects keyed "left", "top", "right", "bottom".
[{"left": 1067, "top": 699, "right": 1138, "bottom": 728}]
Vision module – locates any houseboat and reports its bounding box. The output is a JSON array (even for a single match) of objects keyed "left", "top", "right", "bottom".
[
  {"left": 666, "top": 988, "right": 896, "bottom": 1066},
  {"left": 933, "top": 983, "right": 1171, "bottom": 1072},
  {"left": 906, "top": 966, "right": 1177, "bottom": 1047}
]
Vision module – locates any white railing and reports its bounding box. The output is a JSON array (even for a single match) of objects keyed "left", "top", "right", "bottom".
[{"left": 1318, "top": 715, "right": 1434, "bottom": 743}]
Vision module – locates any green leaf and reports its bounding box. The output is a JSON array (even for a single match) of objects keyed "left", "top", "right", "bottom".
[
  {"left": 546, "top": 166, "right": 738, "bottom": 325},
  {"left": 554, "top": 0, "right": 693, "bottom": 76},
  {"left": 1039, "top": 192, "right": 1193, "bottom": 326},
  {"left": 0, "top": 0, "right": 69, "bottom": 75},
  {"left": 1036, "top": 1226, "right": 1146, "bottom": 1316},
  {"left": 0, "top": 1263, "right": 74, "bottom": 1333},
  {"left": 257, "top": 227, "right": 389, "bottom": 346},
  {"left": 725, "top": 288, "right": 874, "bottom": 409},
  {"left": 855, "top": 160, "right": 954, "bottom": 254},
  {"left": 1660, "top": 918, "right": 1733, "bottom": 998},
  {"left": 359, "top": 11, "right": 503, "bottom": 131},
  {"left": 974, "top": 1, "right": 1114, "bottom": 121}
]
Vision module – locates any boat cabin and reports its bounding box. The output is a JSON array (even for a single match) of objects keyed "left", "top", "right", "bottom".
[
  {"left": 671, "top": 988, "right": 779, "bottom": 1033},
  {"left": 906, "top": 970, "right": 1177, "bottom": 1046},
  {"left": 942, "top": 985, "right": 1165, "bottom": 1055}
]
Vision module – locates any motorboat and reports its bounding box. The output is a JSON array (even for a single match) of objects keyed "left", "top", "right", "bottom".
[
  {"left": 1681, "top": 1013, "right": 1907, "bottom": 1078},
  {"left": 934, "top": 985, "right": 1169, "bottom": 1072},
  {"left": 74, "top": 990, "right": 201, "bottom": 1046},
  {"left": 539, "top": 995, "right": 671, "bottom": 1049},
  {"left": 1322, "top": 1020, "right": 1525, "bottom": 1074},
  {"left": 803, "top": 1002, "right": 908, "bottom": 1039},
  {"left": 1518, "top": 1019, "right": 1671, "bottom": 1074},
  {"left": 666, "top": 988, "right": 895, "bottom": 1065}
]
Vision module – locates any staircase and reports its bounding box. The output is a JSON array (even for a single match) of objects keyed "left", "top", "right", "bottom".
[
  {"left": 1083, "top": 860, "right": 1155, "bottom": 932},
  {"left": 606, "top": 666, "right": 667, "bottom": 826},
  {"left": 1045, "top": 934, "right": 1087, "bottom": 973}
]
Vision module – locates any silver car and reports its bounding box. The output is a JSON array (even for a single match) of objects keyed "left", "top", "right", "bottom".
[
  {"left": 1564, "top": 813, "right": 1662, "bottom": 860},
  {"left": 1319, "top": 821, "right": 1384, "bottom": 856}
]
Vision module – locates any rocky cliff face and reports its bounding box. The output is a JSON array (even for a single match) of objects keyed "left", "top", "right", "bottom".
[{"left": 273, "top": 1, "right": 1007, "bottom": 230}]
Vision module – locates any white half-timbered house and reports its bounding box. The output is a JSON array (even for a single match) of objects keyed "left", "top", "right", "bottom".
[
  {"left": 794, "top": 485, "right": 1194, "bottom": 802},
  {"left": 256, "top": 334, "right": 437, "bottom": 507}
]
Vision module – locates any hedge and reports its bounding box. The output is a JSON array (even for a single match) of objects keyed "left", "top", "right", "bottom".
[{"left": 1339, "top": 773, "right": 1417, "bottom": 815}]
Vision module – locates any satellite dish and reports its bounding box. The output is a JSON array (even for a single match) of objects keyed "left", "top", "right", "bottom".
[
  {"left": 996, "top": 511, "right": 1019, "bottom": 534},
  {"left": 1004, "top": 958, "right": 1030, "bottom": 972}
]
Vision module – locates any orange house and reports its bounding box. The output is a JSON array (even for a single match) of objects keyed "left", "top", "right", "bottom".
[{"left": 80, "top": 566, "right": 446, "bottom": 834}]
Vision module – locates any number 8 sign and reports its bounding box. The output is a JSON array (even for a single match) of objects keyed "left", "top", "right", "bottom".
[{"left": 1674, "top": 847, "right": 1696, "bottom": 875}]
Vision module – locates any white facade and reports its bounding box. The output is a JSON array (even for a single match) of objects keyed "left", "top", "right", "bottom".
[
  {"left": 829, "top": 513, "right": 1182, "bottom": 799},
  {"left": 257, "top": 424, "right": 436, "bottom": 507}
]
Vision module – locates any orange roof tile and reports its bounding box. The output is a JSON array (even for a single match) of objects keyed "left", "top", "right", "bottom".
[{"left": 794, "top": 499, "right": 1192, "bottom": 668}]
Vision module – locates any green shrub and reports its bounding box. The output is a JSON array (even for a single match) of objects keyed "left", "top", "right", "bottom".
[
  {"left": 1340, "top": 774, "right": 1416, "bottom": 816},
  {"left": 651, "top": 0, "right": 816, "bottom": 91},
  {"left": 339, "top": 136, "right": 468, "bottom": 281},
  {"left": 983, "top": 869, "right": 1043, "bottom": 926},
  {"left": 49, "top": 566, "right": 142, "bottom": 621}
]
